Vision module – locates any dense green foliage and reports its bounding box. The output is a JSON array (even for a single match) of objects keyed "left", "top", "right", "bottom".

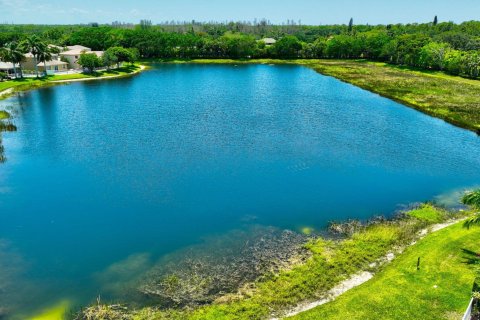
[
  {"left": 462, "top": 189, "right": 480, "bottom": 229},
  {"left": 1, "top": 20, "right": 480, "bottom": 78},
  {"left": 462, "top": 190, "right": 480, "bottom": 208},
  {"left": 77, "top": 52, "right": 101, "bottom": 72}
]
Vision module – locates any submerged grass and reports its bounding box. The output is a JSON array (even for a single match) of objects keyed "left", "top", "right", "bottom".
[
  {"left": 75, "top": 205, "right": 469, "bottom": 320},
  {"left": 0, "top": 110, "right": 10, "bottom": 120}
]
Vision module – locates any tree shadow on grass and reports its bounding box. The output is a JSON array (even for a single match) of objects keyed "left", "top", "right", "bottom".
[{"left": 461, "top": 248, "right": 480, "bottom": 265}]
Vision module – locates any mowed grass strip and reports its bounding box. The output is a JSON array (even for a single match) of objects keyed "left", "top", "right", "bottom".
[
  {"left": 0, "top": 64, "right": 142, "bottom": 97},
  {"left": 290, "top": 222, "right": 480, "bottom": 320}
]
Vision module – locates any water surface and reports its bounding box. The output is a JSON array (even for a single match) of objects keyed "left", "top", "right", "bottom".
[{"left": 1, "top": 64, "right": 480, "bottom": 317}]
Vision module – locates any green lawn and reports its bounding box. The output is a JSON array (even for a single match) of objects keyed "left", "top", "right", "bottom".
[
  {"left": 0, "top": 77, "right": 47, "bottom": 92},
  {"left": 0, "top": 64, "right": 142, "bottom": 98},
  {"left": 49, "top": 64, "right": 141, "bottom": 81},
  {"left": 291, "top": 222, "right": 480, "bottom": 320}
]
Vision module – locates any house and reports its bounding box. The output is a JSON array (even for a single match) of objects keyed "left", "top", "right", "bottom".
[
  {"left": 260, "top": 38, "right": 277, "bottom": 46},
  {"left": 23, "top": 51, "right": 62, "bottom": 72},
  {"left": 22, "top": 53, "right": 37, "bottom": 71},
  {"left": 60, "top": 46, "right": 104, "bottom": 69},
  {"left": 37, "top": 60, "right": 69, "bottom": 75},
  {"left": 0, "top": 62, "right": 17, "bottom": 76},
  {"left": 66, "top": 45, "right": 91, "bottom": 51}
]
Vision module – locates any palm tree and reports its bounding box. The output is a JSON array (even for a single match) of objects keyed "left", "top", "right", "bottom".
[
  {"left": 4, "top": 41, "right": 26, "bottom": 78},
  {"left": 462, "top": 190, "right": 480, "bottom": 229},
  {"left": 0, "top": 47, "right": 6, "bottom": 60},
  {"left": 37, "top": 43, "right": 52, "bottom": 76},
  {"left": 22, "top": 35, "right": 43, "bottom": 78}
]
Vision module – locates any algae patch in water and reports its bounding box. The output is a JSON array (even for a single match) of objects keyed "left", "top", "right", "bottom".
[
  {"left": 29, "top": 300, "right": 71, "bottom": 320},
  {"left": 0, "top": 110, "right": 10, "bottom": 120}
]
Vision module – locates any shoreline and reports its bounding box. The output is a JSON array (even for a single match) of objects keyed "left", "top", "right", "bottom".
[
  {"left": 74, "top": 204, "right": 476, "bottom": 320},
  {"left": 49, "top": 64, "right": 146, "bottom": 83},
  {"left": 0, "top": 64, "right": 146, "bottom": 101}
]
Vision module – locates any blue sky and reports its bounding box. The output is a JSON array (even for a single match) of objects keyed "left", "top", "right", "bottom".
[{"left": 0, "top": 0, "right": 478, "bottom": 25}]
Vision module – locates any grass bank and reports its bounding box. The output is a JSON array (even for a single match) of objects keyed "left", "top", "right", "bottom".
[
  {"left": 290, "top": 221, "right": 480, "bottom": 320},
  {"left": 167, "top": 59, "right": 480, "bottom": 134},
  {"left": 75, "top": 205, "right": 474, "bottom": 320},
  {"left": 0, "top": 64, "right": 144, "bottom": 100}
]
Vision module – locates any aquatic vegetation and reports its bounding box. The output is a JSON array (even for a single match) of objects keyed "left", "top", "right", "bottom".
[
  {"left": 0, "top": 110, "right": 10, "bottom": 120},
  {"left": 30, "top": 300, "right": 71, "bottom": 320},
  {"left": 138, "top": 226, "right": 309, "bottom": 308},
  {"left": 77, "top": 205, "right": 465, "bottom": 320},
  {"left": 0, "top": 136, "right": 5, "bottom": 163},
  {"left": 0, "top": 109, "right": 16, "bottom": 163},
  {"left": 0, "top": 121, "right": 17, "bottom": 132},
  {"left": 300, "top": 227, "right": 315, "bottom": 235},
  {"left": 405, "top": 203, "right": 449, "bottom": 223},
  {"left": 94, "top": 253, "right": 153, "bottom": 301}
]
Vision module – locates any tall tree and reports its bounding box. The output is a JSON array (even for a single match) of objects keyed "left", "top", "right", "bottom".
[
  {"left": 348, "top": 18, "right": 354, "bottom": 33},
  {"left": 37, "top": 43, "right": 52, "bottom": 76},
  {"left": 433, "top": 15, "right": 438, "bottom": 26},
  {"left": 77, "top": 52, "right": 101, "bottom": 73},
  {"left": 22, "top": 35, "right": 43, "bottom": 78},
  {"left": 4, "top": 41, "right": 25, "bottom": 78}
]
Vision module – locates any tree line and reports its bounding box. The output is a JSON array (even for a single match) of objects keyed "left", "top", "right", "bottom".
[
  {"left": 0, "top": 34, "right": 138, "bottom": 77},
  {"left": 0, "top": 19, "right": 480, "bottom": 78}
]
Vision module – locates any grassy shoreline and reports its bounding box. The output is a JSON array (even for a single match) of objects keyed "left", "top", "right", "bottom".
[
  {"left": 72, "top": 205, "right": 476, "bottom": 320},
  {"left": 163, "top": 59, "right": 480, "bottom": 134},
  {"left": 291, "top": 220, "right": 479, "bottom": 320},
  {"left": 0, "top": 64, "right": 145, "bottom": 100}
]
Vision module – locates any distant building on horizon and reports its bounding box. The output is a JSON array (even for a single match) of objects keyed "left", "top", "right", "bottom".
[{"left": 260, "top": 38, "right": 277, "bottom": 46}]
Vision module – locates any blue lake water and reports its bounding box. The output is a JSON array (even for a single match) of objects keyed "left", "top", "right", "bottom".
[{"left": 1, "top": 64, "right": 480, "bottom": 317}]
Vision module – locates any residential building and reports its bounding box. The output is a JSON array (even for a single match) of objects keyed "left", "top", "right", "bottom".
[
  {"left": 23, "top": 51, "right": 62, "bottom": 72},
  {"left": 260, "top": 38, "right": 277, "bottom": 46},
  {"left": 0, "top": 62, "right": 16, "bottom": 76},
  {"left": 37, "top": 60, "right": 69, "bottom": 75},
  {"left": 66, "top": 45, "right": 91, "bottom": 51},
  {"left": 60, "top": 46, "right": 103, "bottom": 69}
]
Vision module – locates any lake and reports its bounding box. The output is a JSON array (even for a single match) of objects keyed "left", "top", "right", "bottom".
[{"left": 1, "top": 64, "right": 480, "bottom": 318}]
